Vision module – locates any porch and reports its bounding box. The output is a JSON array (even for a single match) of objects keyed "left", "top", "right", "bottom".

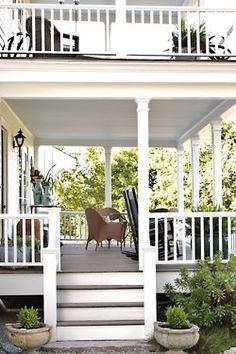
[{"left": 0, "top": 3, "right": 236, "bottom": 60}]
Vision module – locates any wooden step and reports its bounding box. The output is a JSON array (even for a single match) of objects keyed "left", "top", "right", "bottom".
[
  {"left": 57, "top": 284, "right": 143, "bottom": 290},
  {"left": 57, "top": 319, "right": 144, "bottom": 326},
  {"left": 57, "top": 322, "right": 145, "bottom": 340},
  {"left": 57, "top": 302, "right": 144, "bottom": 321},
  {"left": 57, "top": 301, "right": 144, "bottom": 308}
]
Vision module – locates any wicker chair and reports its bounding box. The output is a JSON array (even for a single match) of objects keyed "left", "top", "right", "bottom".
[{"left": 85, "top": 208, "right": 125, "bottom": 251}]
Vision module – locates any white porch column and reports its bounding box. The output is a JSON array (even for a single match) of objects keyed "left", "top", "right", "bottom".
[
  {"left": 115, "top": 0, "right": 126, "bottom": 57},
  {"left": 191, "top": 135, "right": 200, "bottom": 208},
  {"left": 104, "top": 146, "right": 112, "bottom": 207},
  {"left": 211, "top": 119, "right": 222, "bottom": 206},
  {"left": 43, "top": 248, "right": 57, "bottom": 341},
  {"left": 143, "top": 247, "right": 157, "bottom": 337},
  {"left": 177, "top": 145, "right": 184, "bottom": 212},
  {"left": 136, "top": 98, "right": 150, "bottom": 269},
  {"left": 34, "top": 144, "right": 40, "bottom": 169}
]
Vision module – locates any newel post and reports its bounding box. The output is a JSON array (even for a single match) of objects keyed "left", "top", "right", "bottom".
[
  {"left": 47, "top": 207, "right": 61, "bottom": 271},
  {"left": 143, "top": 247, "right": 156, "bottom": 337},
  {"left": 43, "top": 248, "right": 57, "bottom": 341}
]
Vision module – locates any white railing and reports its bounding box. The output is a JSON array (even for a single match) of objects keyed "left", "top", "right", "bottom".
[
  {"left": 150, "top": 211, "right": 236, "bottom": 265},
  {"left": 60, "top": 210, "right": 88, "bottom": 241},
  {"left": 0, "top": 213, "right": 49, "bottom": 267},
  {"left": 0, "top": 4, "right": 235, "bottom": 59}
]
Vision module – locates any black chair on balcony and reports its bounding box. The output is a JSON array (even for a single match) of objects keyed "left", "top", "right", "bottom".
[
  {"left": 124, "top": 188, "right": 180, "bottom": 261},
  {"left": 25, "top": 16, "right": 79, "bottom": 52}
]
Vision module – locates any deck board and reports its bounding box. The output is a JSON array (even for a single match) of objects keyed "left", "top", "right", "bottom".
[{"left": 61, "top": 243, "right": 139, "bottom": 272}]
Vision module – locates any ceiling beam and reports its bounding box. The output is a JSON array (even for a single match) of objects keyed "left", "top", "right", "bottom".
[{"left": 178, "top": 99, "right": 236, "bottom": 145}]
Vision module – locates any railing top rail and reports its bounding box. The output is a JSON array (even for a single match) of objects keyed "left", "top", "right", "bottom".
[
  {"left": 126, "top": 5, "right": 236, "bottom": 12},
  {"left": 149, "top": 211, "right": 236, "bottom": 218},
  {"left": 0, "top": 4, "right": 235, "bottom": 12},
  {"left": 60, "top": 210, "right": 85, "bottom": 215},
  {"left": 0, "top": 3, "right": 116, "bottom": 10},
  {"left": 0, "top": 213, "right": 49, "bottom": 219}
]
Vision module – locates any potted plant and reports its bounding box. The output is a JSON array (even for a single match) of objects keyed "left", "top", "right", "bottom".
[
  {"left": 154, "top": 306, "right": 199, "bottom": 354},
  {"left": 5, "top": 306, "right": 51, "bottom": 354},
  {"left": 171, "top": 19, "right": 206, "bottom": 58}
]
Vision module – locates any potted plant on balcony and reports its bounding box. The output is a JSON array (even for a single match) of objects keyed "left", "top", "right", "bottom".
[
  {"left": 154, "top": 305, "right": 199, "bottom": 353},
  {"left": 171, "top": 19, "right": 206, "bottom": 59},
  {"left": 5, "top": 306, "right": 51, "bottom": 354}
]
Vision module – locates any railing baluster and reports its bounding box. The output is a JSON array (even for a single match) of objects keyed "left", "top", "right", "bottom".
[
  {"left": 156, "top": 216, "right": 159, "bottom": 261},
  {"left": 40, "top": 219, "right": 44, "bottom": 263},
  {"left": 200, "top": 216, "right": 204, "bottom": 260},
  {"left": 150, "top": 10, "right": 154, "bottom": 24},
  {"left": 219, "top": 217, "right": 223, "bottom": 252},
  {"left": 228, "top": 216, "right": 231, "bottom": 257},
  {"left": 31, "top": 219, "right": 35, "bottom": 263},
  {"left": 209, "top": 216, "right": 213, "bottom": 260},
  {"left": 182, "top": 217, "right": 186, "bottom": 261},
  {"left": 13, "top": 221, "right": 17, "bottom": 263},
  {"left": 4, "top": 219, "right": 8, "bottom": 263},
  {"left": 192, "top": 216, "right": 195, "bottom": 261},
  {"left": 50, "top": 8, "right": 54, "bottom": 52},
  {"left": 105, "top": 9, "right": 110, "bottom": 53},
  {"left": 22, "top": 219, "right": 26, "bottom": 264},
  {"left": 32, "top": 8, "right": 36, "bottom": 52},
  {"left": 164, "top": 217, "right": 168, "bottom": 262},
  {"left": 173, "top": 217, "right": 177, "bottom": 262},
  {"left": 41, "top": 8, "right": 45, "bottom": 52},
  {"left": 177, "top": 10, "right": 181, "bottom": 54}
]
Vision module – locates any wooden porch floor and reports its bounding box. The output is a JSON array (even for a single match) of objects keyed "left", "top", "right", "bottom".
[{"left": 61, "top": 243, "right": 139, "bottom": 273}]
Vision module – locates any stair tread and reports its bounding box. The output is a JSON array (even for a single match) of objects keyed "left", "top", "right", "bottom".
[
  {"left": 57, "top": 285, "right": 144, "bottom": 290},
  {"left": 57, "top": 302, "right": 144, "bottom": 308},
  {"left": 57, "top": 319, "right": 145, "bottom": 326}
]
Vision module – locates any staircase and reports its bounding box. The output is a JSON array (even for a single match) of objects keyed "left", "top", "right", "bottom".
[{"left": 56, "top": 271, "right": 145, "bottom": 340}]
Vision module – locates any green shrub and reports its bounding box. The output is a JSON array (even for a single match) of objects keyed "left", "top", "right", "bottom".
[
  {"left": 17, "top": 306, "right": 40, "bottom": 329},
  {"left": 166, "top": 306, "right": 187, "bottom": 329},
  {"left": 165, "top": 254, "right": 236, "bottom": 329}
]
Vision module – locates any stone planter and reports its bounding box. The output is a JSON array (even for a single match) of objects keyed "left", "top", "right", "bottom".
[
  {"left": 5, "top": 323, "right": 51, "bottom": 354},
  {"left": 154, "top": 321, "right": 199, "bottom": 354}
]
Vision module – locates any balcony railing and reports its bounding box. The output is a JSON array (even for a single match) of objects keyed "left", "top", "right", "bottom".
[
  {"left": 0, "top": 4, "right": 235, "bottom": 60},
  {"left": 150, "top": 211, "right": 236, "bottom": 265}
]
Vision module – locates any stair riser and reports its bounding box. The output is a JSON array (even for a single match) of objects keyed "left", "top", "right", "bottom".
[
  {"left": 57, "top": 325, "right": 145, "bottom": 340},
  {"left": 57, "top": 289, "right": 144, "bottom": 303},
  {"left": 57, "top": 272, "right": 143, "bottom": 286},
  {"left": 57, "top": 307, "right": 144, "bottom": 321}
]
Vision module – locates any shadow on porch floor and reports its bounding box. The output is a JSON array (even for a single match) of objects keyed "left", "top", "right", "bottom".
[{"left": 60, "top": 243, "right": 139, "bottom": 273}]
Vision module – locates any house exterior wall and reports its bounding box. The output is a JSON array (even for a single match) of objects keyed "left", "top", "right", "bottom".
[{"left": 0, "top": 99, "right": 34, "bottom": 213}]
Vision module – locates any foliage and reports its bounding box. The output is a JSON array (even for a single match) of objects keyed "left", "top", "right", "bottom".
[
  {"left": 172, "top": 19, "right": 206, "bottom": 52},
  {"left": 165, "top": 306, "right": 187, "bottom": 329},
  {"left": 55, "top": 147, "right": 105, "bottom": 210},
  {"left": 54, "top": 120, "right": 235, "bottom": 212},
  {"left": 165, "top": 254, "right": 236, "bottom": 329},
  {"left": 41, "top": 164, "right": 56, "bottom": 191},
  {"left": 189, "top": 326, "right": 236, "bottom": 354},
  {"left": 17, "top": 306, "right": 40, "bottom": 329}
]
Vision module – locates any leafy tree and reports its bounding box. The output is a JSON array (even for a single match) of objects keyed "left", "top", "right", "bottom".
[{"left": 55, "top": 120, "right": 235, "bottom": 212}]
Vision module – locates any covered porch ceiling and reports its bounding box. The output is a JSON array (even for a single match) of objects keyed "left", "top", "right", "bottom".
[{"left": 5, "top": 98, "right": 234, "bottom": 148}]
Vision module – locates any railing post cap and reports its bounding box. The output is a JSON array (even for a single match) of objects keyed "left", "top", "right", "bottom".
[{"left": 42, "top": 248, "right": 57, "bottom": 255}]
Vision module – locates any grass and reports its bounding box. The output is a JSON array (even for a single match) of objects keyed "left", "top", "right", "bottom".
[{"left": 189, "top": 326, "right": 236, "bottom": 354}]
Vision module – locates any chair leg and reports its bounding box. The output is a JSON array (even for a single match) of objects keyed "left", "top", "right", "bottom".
[
  {"left": 85, "top": 239, "right": 89, "bottom": 250},
  {"left": 95, "top": 242, "right": 99, "bottom": 251}
]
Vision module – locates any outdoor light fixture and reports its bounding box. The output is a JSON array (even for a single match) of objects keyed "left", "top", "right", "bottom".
[{"left": 13, "top": 129, "right": 26, "bottom": 158}]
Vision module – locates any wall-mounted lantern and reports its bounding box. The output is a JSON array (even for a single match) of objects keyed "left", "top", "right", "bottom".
[{"left": 13, "top": 129, "right": 26, "bottom": 158}]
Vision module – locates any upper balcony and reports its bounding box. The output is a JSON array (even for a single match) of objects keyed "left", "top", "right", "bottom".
[{"left": 0, "top": 3, "right": 236, "bottom": 60}]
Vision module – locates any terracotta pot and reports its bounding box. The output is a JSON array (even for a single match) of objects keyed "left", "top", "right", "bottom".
[
  {"left": 5, "top": 323, "right": 52, "bottom": 354},
  {"left": 154, "top": 321, "right": 199, "bottom": 354}
]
